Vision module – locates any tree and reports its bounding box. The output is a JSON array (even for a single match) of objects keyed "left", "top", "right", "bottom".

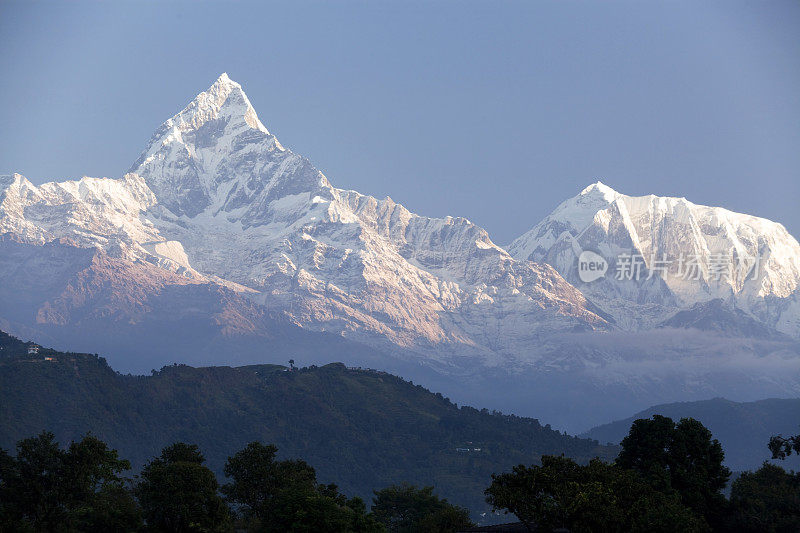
[
  {"left": 0, "top": 432, "right": 141, "bottom": 532},
  {"left": 65, "top": 434, "right": 142, "bottom": 532},
  {"left": 222, "top": 442, "right": 283, "bottom": 517},
  {"left": 73, "top": 483, "right": 143, "bottom": 532},
  {"left": 485, "top": 455, "right": 703, "bottom": 533},
  {"left": 222, "top": 441, "right": 382, "bottom": 532},
  {"left": 769, "top": 431, "right": 800, "bottom": 460},
  {"left": 616, "top": 415, "right": 729, "bottom": 526},
  {"left": 371, "top": 483, "right": 472, "bottom": 533},
  {"left": 0, "top": 448, "right": 18, "bottom": 532},
  {"left": 485, "top": 456, "right": 578, "bottom": 531},
  {"left": 574, "top": 459, "right": 705, "bottom": 533},
  {"left": 136, "top": 442, "right": 230, "bottom": 532},
  {"left": 1, "top": 431, "right": 69, "bottom": 531},
  {"left": 729, "top": 462, "right": 800, "bottom": 532}
]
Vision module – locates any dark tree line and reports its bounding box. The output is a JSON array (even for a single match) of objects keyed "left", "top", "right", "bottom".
[
  {"left": 1, "top": 420, "right": 798, "bottom": 532},
  {"left": 0, "top": 432, "right": 139, "bottom": 532},
  {"left": 486, "top": 416, "right": 800, "bottom": 532},
  {"left": 0, "top": 434, "right": 471, "bottom": 532},
  {"left": 0, "top": 353, "right": 611, "bottom": 516}
]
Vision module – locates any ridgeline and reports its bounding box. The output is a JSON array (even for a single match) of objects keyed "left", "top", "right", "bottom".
[{"left": 0, "top": 330, "right": 613, "bottom": 517}]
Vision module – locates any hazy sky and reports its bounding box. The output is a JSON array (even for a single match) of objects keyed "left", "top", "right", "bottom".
[{"left": 1, "top": 1, "right": 798, "bottom": 243}]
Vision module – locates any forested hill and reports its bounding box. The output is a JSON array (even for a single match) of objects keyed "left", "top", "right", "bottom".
[
  {"left": 0, "top": 331, "right": 613, "bottom": 518},
  {"left": 581, "top": 397, "right": 800, "bottom": 471}
]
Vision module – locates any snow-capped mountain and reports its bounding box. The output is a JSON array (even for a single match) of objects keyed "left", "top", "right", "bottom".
[
  {"left": 1, "top": 73, "right": 799, "bottom": 430},
  {"left": 0, "top": 74, "right": 608, "bottom": 371},
  {"left": 509, "top": 182, "right": 800, "bottom": 336}
]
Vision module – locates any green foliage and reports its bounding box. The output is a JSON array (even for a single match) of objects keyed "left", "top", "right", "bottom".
[
  {"left": 221, "top": 441, "right": 382, "bottom": 532},
  {"left": 0, "top": 431, "right": 141, "bottom": 532},
  {"left": 371, "top": 484, "right": 472, "bottom": 533},
  {"left": 485, "top": 455, "right": 704, "bottom": 532},
  {"left": 769, "top": 432, "right": 800, "bottom": 460},
  {"left": 616, "top": 415, "right": 730, "bottom": 526},
  {"left": 221, "top": 442, "right": 283, "bottom": 518},
  {"left": 158, "top": 442, "right": 207, "bottom": 464},
  {"left": 485, "top": 417, "right": 736, "bottom": 531},
  {"left": 72, "top": 483, "right": 143, "bottom": 532},
  {"left": 485, "top": 456, "right": 576, "bottom": 531},
  {"left": 136, "top": 443, "right": 231, "bottom": 532},
  {"left": 1, "top": 392, "right": 799, "bottom": 532},
  {"left": 728, "top": 463, "right": 800, "bottom": 532},
  {"left": 0, "top": 347, "right": 613, "bottom": 517},
  {"left": 0, "top": 434, "right": 389, "bottom": 533}
]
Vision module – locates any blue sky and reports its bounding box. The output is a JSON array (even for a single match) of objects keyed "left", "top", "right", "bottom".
[{"left": 1, "top": 0, "right": 798, "bottom": 243}]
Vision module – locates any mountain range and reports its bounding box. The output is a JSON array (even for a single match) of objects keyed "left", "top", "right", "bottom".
[
  {"left": 2, "top": 73, "right": 799, "bottom": 430},
  {"left": 509, "top": 181, "right": 800, "bottom": 334}
]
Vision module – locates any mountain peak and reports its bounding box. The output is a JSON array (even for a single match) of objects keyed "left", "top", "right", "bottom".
[
  {"left": 510, "top": 177, "right": 800, "bottom": 337},
  {"left": 205, "top": 72, "right": 248, "bottom": 102},
  {"left": 579, "top": 181, "right": 617, "bottom": 198},
  {"left": 214, "top": 72, "right": 236, "bottom": 87},
  {"left": 173, "top": 73, "right": 267, "bottom": 134},
  {"left": 127, "top": 74, "right": 290, "bottom": 217},
  {"left": 0, "top": 173, "right": 34, "bottom": 192}
]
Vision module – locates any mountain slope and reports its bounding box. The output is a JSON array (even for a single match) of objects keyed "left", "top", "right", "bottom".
[
  {"left": 129, "top": 73, "right": 610, "bottom": 364},
  {"left": 0, "top": 235, "right": 438, "bottom": 375},
  {"left": 2, "top": 74, "right": 799, "bottom": 432},
  {"left": 580, "top": 397, "right": 800, "bottom": 471},
  {"left": 0, "top": 74, "right": 608, "bottom": 372},
  {"left": 658, "top": 298, "right": 790, "bottom": 339},
  {"left": 0, "top": 331, "right": 613, "bottom": 519},
  {"left": 508, "top": 182, "right": 800, "bottom": 336}
]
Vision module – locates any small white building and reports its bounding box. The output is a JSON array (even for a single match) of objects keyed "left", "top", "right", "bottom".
[{"left": 27, "top": 345, "right": 39, "bottom": 355}]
